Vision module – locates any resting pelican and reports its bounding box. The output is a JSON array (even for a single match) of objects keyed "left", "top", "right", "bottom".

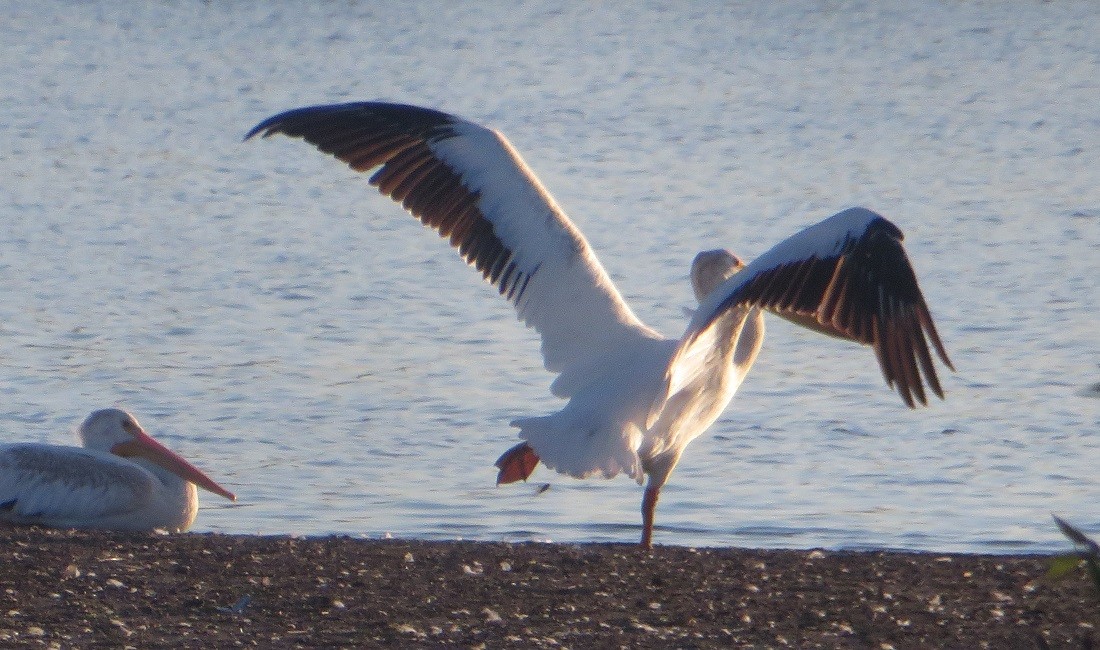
[
  {"left": 247, "top": 102, "right": 953, "bottom": 547},
  {"left": 0, "top": 408, "right": 235, "bottom": 532}
]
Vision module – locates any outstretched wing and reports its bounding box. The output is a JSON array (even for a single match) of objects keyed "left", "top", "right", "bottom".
[
  {"left": 0, "top": 444, "right": 154, "bottom": 527},
  {"left": 246, "top": 102, "right": 661, "bottom": 380},
  {"left": 655, "top": 207, "right": 953, "bottom": 419}
]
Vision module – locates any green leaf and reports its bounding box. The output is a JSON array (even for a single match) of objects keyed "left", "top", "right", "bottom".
[{"left": 1047, "top": 555, "right": 1083, "bottom": 580}]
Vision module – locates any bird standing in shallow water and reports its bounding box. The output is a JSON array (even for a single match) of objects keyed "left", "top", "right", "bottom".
[
  {"left": 0, "top": 408, "right": 235, "bottom": 532},
  {"left": 247, "top": 102, "right": 953, "bottom": 547}
]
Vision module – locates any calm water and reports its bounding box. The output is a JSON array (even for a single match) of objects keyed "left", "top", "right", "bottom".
[{"left": 1, "top": 2, "right": 1097, "bottom": 552}]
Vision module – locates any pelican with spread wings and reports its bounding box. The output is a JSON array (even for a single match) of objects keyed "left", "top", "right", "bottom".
[{"left": 247, "top": 102, "right": 953, "bottom": 547}]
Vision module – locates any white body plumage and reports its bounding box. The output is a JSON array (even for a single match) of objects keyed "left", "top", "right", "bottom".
[{"left": 0, "top": 409, "right": 235, "bottom": 532}]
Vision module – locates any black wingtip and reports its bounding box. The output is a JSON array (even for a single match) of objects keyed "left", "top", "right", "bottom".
[
  {"left": 245, "top": 101, "right": 461, "bottom": 144},
  {"left": 243, "top": 105, "right": 332, "bottom": 142},
  {"left": 868, "top": 213, "right": 904, "bottom": 242},
  {"left": 242, "top": 121, "right": 273, "bottom": 142},
  {"left": 244, "top": 105, "right": 319, "bottom": 142},
  {"left": 244, "top": 106, "right": 314, "bottom": 141}
]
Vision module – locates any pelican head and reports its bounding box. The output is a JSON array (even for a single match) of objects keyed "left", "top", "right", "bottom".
[
  {"left": 79, "top": 408, "right": 147, "bottom": 451},
  {"left": 690, "top": 249, "right": 744, "bottom": 302},
  {"left": 80, "top": 408, "right": 236, "bottom": 501}
]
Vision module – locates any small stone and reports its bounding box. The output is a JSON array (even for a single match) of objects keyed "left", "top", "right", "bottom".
[
  {"left": 109, "top": 620, "right": 132, "bottom": 637},
  {"left": 991, "top": 591, "right": 1013, "bottom": 603}
]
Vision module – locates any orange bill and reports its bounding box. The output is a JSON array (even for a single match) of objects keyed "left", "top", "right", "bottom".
[{"left": 112, "top": 422, "right": 236, "bottom": 501}]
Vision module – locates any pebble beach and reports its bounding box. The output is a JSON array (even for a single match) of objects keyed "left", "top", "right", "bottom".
[{"left": 3, "top": 527, "right": 1097, "bottom": 648}]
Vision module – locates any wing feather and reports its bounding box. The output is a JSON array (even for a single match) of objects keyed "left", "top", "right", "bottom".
[
  {"left": 247, "top": 103, "right": 661, "bottom": 381},
  {"left": 658, "top": 207, "right": 953, "bottom": 416},
  {"left": 0, "top": 444, "right": 154, "bottom": 526}
]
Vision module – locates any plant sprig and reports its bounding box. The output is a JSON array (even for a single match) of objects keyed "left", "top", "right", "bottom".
[{"left": 1049, "top": 515, "right": 1100, "bottom": 596}]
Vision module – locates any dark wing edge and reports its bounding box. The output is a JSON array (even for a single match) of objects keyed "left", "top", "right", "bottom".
[
  {"left": 714, "top": 217, "right": 954, "bottom": 408},
  {"left": 245, "top": 102, "right": 535, "bottom": 304}
]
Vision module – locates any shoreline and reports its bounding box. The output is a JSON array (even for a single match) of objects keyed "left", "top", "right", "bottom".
[{"left": 3, "top": 528, "right": 1098, "bottom": 647}]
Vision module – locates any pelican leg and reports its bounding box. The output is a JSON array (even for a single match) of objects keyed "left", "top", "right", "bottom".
[
  {"left": 640, "top": 486, "right": 660, "bottom": 548},
  {"left": 494, "top": 443, "right": 540, "bottom": 485}
]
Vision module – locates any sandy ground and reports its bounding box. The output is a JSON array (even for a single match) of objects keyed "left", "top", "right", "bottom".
[{"left": 1, "top": 527, "right": 1097, "bottom": 648}]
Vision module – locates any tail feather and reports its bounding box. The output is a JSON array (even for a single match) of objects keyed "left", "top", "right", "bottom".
[{"left": 511, "top": 413, "right": 643, "bottom": 484}]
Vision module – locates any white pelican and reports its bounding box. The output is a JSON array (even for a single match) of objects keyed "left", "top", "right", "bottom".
[
  {"left": 247, "top": 102, "right": 953, "bottom": 547},
  {"left": 0, "top": 408, "right": 235, "bottom": 532}
]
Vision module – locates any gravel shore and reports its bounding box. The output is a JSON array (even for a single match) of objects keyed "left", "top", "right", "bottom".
[{"left": 2, "top": 527, "right": 1096, "bottom": 648}]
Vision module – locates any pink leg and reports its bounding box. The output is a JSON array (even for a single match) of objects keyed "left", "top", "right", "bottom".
[{"left": 640, "top": 486, "right": 660, "bottom": 548}]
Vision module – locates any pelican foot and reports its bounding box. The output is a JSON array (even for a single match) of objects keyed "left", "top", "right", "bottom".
[{"left": 494, "top": 443, "right": 539, "bottom": 485}]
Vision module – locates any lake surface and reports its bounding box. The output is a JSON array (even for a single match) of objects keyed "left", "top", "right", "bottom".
[{"left": 1, "top": 1, "right": 1097, "bottom": 552}]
